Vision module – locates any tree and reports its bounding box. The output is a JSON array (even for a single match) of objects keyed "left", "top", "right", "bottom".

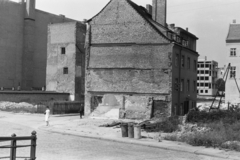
[{"left": 215, "top": 78, "right": 225, "bottom": 92}]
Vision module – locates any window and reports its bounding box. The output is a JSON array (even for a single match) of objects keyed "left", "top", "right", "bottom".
[
  {"left": 200, "top": 77, "right": 204, "bottom": 80},
  {"left": 205, "top": 90, "right": 208, "bottom": 93},
  {"left": 200, "top": 90, "right": 203, "bottom": 93},
  {"left": 194, "top": 60, "right": 197, "bottom": 71},
  {"left": 193, "top": 81, "right": 196, "bottom": 92},
  {"left": 180, "top": 79, "right": 184, "bottom": 92},
  {"left": 201, "top": 64, "right": 204, "bottom": 68},
  {"left": 181, "top": 55, "right": 185, "bottom": 68},
  {"left": 205, "top": 77, "right": 209, "bottom": 80},
  {"left": 200, "top": 83, "right": 204, "bottom": 87},
  {"left": 230, "top": 66, "right": 236, "bottom": 78},
  {"left": 175, "top": 54, "right": 179, "bottom": 67},
  {"left": 197, "top": 77, "right": 199, "bottom": 80},
  {"left": 187, "top": 57, "right": 190, "bottom": 69},
  {"left": 63, "top": 67, "right": 68, "bottom": 74},
  {"left": 61, "top": 47, "right": 66, "bottom": 54},
  {"left": 201, "top": 70, "right": 204, "bottom": 74},
  {"left": 187, "top": 80, "right": 190, "bottom": 92},
  {"left": 205, "top": 83, "right": 208, "bottom": 87},
  {"left": 175, "top": 78, "right": 179, "bottom": 91},
  {"left": 197, "top": 83, "right": 199, "bottom": 87},
  {"left": 209, "top": 83, "right": 212, "bottom": 89},
  {"left": 197, "top": 70, "right": 200, "bottom": 74},
  {"left": 205, "top": 70, "right": 209, "bottom": 74},
  {"left": 230, "top": 48, "right": 236, "bottom": 56}
]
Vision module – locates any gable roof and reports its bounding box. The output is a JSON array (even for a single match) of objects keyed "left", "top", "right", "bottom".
[
  {"left": 226, "top": 24, "right": 240, "bottom": 43},
  {"left": 87, "top": 0, "right": 170, "bottom": 42}
]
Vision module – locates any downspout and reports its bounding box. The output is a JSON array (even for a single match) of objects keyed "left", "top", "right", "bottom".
[{"left": 178, "top": 46, "right": 182, "bottom": 115}]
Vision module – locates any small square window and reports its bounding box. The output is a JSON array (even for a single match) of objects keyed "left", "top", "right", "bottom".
[
  {"left": 63, "top": 67, "right": 68, "bottom": 74},
  {"left": 205, "top": 90, "right": 208, "bottom": 93},
  {"left": 61, "top": 47, "right": 66, "bottom": 54}
]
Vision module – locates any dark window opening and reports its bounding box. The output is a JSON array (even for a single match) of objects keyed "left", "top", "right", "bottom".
[
  {"left": 61, "top": 47, "right": 66, "bottom": 54},
  {"left": 63, "top": 67, "right": 68, "bottom": 74}
]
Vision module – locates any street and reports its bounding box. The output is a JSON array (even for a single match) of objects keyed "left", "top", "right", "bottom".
[{"left": 0, "top": 112, "right": 223, "bottom": 160}]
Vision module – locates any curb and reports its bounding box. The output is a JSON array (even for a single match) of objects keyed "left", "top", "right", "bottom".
[{"left": 40, "top": 127, "right": 240, "bottom": 160}]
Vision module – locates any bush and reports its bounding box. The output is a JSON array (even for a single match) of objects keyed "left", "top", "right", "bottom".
[
  {"left": 186, "top": 110, "right": 240, "bottom": 124},
  {"left": 164, "top": 121, "right": 240, "bottom": 151}
]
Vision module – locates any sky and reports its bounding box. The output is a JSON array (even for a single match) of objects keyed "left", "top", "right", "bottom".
[{"left": 11, "top": 0, "right": 240, "bottom": 66}]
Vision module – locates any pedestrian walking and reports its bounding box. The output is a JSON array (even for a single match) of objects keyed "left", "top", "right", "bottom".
[
  {"left": 45, "top": 106, "right": 50, "bottom": 126},
  {"left": 79, "top": 104, "right": 84, "bottom": 119}
]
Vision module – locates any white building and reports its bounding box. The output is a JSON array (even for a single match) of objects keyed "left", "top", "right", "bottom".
[
  {"left": 225, "top": 20, "right": 240, "bottom": 103},
  {"left": 197, "top": 57, "right": 218, "bottom": 96}
]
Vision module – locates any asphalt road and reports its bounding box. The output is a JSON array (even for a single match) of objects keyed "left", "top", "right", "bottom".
[{"left": 0, "top": 113, "right": 223, "bottom": 160}]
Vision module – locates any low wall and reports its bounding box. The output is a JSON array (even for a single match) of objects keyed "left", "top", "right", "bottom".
[
  {"left": 0, "top": 91, "right": 69, "bottom": 103},
  {"left": 36, "top": 102, "right": 84, "bottom": 115}
]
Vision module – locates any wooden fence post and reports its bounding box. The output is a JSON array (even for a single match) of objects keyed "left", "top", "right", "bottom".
[
  {"left": 30, "top": 131, "right": 37, "bottom": 160},
  {"left": 10, "top": 133, "right": 16, "bottom": 160}
]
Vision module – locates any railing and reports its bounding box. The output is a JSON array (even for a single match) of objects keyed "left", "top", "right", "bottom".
[{"left": 0, "top": 131, "right": 37, "bottom": 160}]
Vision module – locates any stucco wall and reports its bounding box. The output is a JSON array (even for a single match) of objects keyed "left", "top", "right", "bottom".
[
  {"left": 33, "top": 10, "right": 76, "bottom": 88},
  {"left": 225, "top": 43, "right": 240, "bottom": 103},
  {"left": 46, "top": 22, "right": 86, "bottom": 101},
  {"left": 0, "top": 1, "right": 24, "bottom": 87},
  {"left": 0, "top": 0, "right": 78, "bottom": 89}
]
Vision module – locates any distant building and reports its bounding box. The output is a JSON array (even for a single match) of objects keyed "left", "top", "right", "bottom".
[
  {"left": 0, "top": 0, "right": 78, "bottom": 90},
  {"left": 46, "top": 22, "right": 86, "bottom": 101},
  {"left": 85, "top": 0, "right": 199, "bottom": 119},
  {"left": 225, "top": 20, "right": 240, "bottom": 103},
  {"left": 197, "top": 57, "right": 218, "bottom": 96}
]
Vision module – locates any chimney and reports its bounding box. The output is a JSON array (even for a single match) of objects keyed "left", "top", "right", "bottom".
[
  {"left": 170, "top": 23, "right": 175, "bottom": 28},
  {"left": 152, "top": 0, "right": 167, "bottom": 26},
  {"left": 233, "top": 19, "right": 236, "bottom": 24},
  {"left": 186, "top": 27, "right": 188, "bottom": 32},
  {"left": 146, "top": 4, "right": 152, "bottom": 16},
  {"left": 25, "top": 0, "right": 36, "bottom": 19}
]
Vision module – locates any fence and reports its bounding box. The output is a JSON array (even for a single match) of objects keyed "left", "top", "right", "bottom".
[
  {"left": 0, "top": 131, "right": 37, "bottom": 160},
  {"left": 36, "top": 101, "right": 84, "bottom": 115},
  {"left": 52, "top": 101, "right": 84, "bottom": 114}
]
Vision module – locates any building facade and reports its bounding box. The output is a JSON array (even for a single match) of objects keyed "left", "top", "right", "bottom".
[
  {"left": 85, "top": 0, "right": 198, "bottom": 119},
  {"left": 225, "top": 20, "right": 240, "bottom": 103},
  {"left": 0, "top": 0, "right": 78, "bottom": 90},
  {"left": 46, "top": 22, "right": 86, "bottom": 101},
  {"left": 197, "top": 57, "right": 218, "bottom": 96}
]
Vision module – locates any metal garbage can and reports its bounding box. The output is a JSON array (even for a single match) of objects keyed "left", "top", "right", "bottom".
[
  {"left": 128, "top": 123, "right": 134, "bottom": 138},
  {"left": 134, "top": 125, "right": 141, "bottom": 139},
  {"left": 120, "top": 123, "right": 128, "bottom": 137}
]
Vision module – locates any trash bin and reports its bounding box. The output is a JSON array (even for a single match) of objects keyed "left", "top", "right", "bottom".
[
  {"left": 134, "top": 125, "right": 141, "bottom": 139},
  {"left": 120, "top": 123, "right": 128, "bottom": 137},
  {"left": 128, "top": 123, "right": 134, "bottom": 138}
]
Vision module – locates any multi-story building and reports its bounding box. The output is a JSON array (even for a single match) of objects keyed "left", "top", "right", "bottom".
[
  {"left": 46, "top": 22, "right": 86, "bottom": 101},
  {"left": 197, "top": 57, "right": 218, "bottom": 96},
  {"left": 85, "top": 0, "right": 198, "bottom": 119},
  {"left": 0, "top": 0, "right": 78, "bottom": 90},
  {"left": 225, "top": 20, "right": 240, "bottom": 103}
]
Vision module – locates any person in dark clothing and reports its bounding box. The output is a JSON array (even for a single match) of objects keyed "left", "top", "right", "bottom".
[{"left": 79, "top": 104, "right": 84, "bottom": 119}]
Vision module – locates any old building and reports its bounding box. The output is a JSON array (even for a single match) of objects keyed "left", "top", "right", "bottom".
[
  {"left": 197, "top": 57, "right": 218, "bottom": 96},
  {"left": 46, "top": 22, "right": 86, "bottom": 101},
  {"left": 85, "top": 0, "right": 198, "bottom": 119},
  {"left": 0, "top": 0, "right": 78, "bottom": 90},
  {"left": 225, "top": 20, "right": 240, "bottom": 104}
]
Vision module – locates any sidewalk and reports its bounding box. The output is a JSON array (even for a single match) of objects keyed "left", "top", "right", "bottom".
[
  {"left": 39, "top": 114, "right": 240, "bottom": 160},
  {"left": 1, "top": 111, "right": 240, "bottom": 160}
]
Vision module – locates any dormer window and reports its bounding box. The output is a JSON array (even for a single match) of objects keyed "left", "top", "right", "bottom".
[{"left": 230, "top": 48, "right": 236, "bottom": 56}]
